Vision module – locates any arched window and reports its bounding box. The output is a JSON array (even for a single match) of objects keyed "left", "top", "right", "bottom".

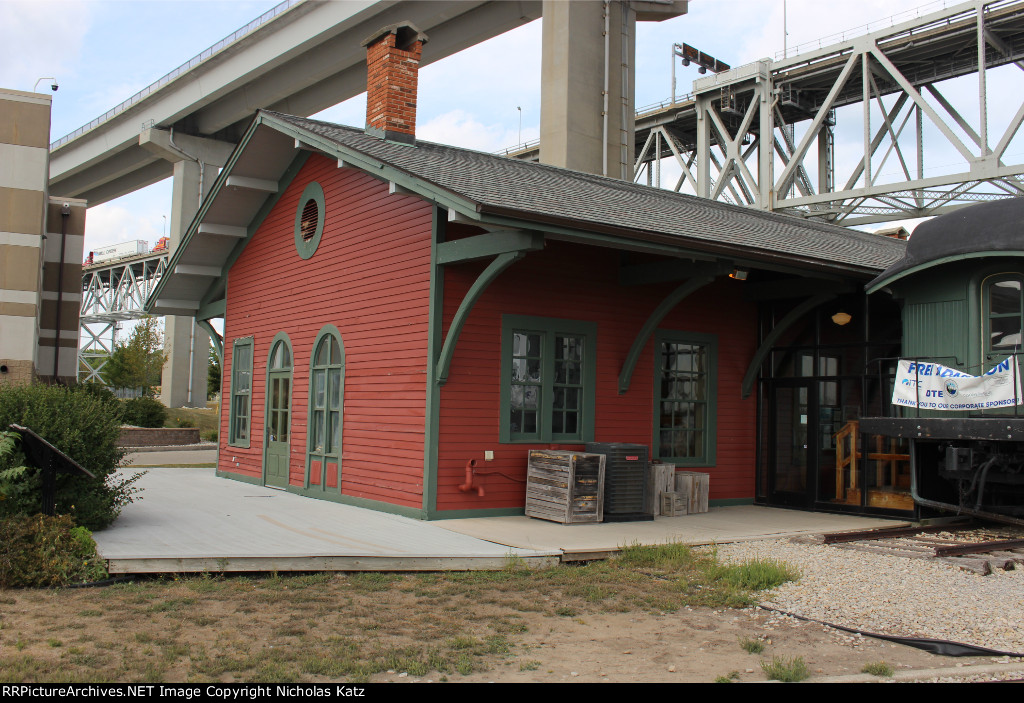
[
  {"left": 307, "top": 326, "right": 345, "bottom": 492},
  {"left": 984, "top": 273, "right": 1024, "bottom": 357}
]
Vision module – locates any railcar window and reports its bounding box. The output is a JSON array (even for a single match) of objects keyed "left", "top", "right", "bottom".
[{"left": 985, "top": 275, "right": 1024, "bottom": 354}]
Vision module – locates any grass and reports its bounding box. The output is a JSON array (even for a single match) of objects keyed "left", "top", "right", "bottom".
[
  {"left": 761, "top": 655, "right": 810, "bottom": 682},
  {"left": 714, "top": 670, "right": 741, "bottom": 683},
  {"left": 0, "top": 544, "right": 800, "bottom": 684},
  {"left": 861, "top": 661, "right": 895, "bottom": 677},
  {"left": 739, "top": 636, "right": 765, "bottom": 654},
  {"left": 162, "top": 406, "right": 218, "bottom": 434},
  {"left": 713, "top": 558, "right": 800, "bottom": 591}
]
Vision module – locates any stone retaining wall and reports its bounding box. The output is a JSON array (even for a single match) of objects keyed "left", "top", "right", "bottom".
[{"left": 119, "top": 427, "right": 201, "bottom": 447}]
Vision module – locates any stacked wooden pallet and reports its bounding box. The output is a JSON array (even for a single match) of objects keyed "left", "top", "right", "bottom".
[{"left": 525, "top": 450, "right": 606, "bottom": 524}]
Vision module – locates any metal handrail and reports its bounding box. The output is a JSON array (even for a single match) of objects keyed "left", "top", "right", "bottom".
[{"left": 50, "top": 0, "right": 303, "bottom": 150}]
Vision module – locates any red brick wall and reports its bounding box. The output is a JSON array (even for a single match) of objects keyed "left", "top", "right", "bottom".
[
  {"left": 220, "top": 154, "right": 433, "bottom": 509},
  {"left": 435, "top": 239, "right": 757, "bottom": 513}
]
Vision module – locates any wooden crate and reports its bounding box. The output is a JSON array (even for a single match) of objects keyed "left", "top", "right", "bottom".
[
  {"left": 660, "top": 491, "right": 687, "bottom": 517},
  {"left": 652, "top": 462, "right": 677, "bottom": 516},
  {"left": 675, "top": 471, "right": 710, "bottom": 514},
  {"left": 525, "top": 450, "right": 606, "bottom": 524}
]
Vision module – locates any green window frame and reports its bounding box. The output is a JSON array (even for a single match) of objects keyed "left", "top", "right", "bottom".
[
  {"left": 228, "top": 336, "right": 254, "bottom": 448},
  {"left": 294, "top": 181, "right": 325, "bottom": 259},
  {"left": 499, "top": 315, "right": 597, "bottom": 443},
  {"left": 653, "top": 330, "right": 717, "bottom": 466},
  {"left": 983, "top": 273, "right": 1024, "bottom": 357},
  {"left": 306, "top": 325, "right": 345, "bottom": 489}
]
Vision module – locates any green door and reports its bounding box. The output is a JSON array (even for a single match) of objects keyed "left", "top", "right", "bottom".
[{"left": 264, "top": 338, "right": 292, "bottom": 489}]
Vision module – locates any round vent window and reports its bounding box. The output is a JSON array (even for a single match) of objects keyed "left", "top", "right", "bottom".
[
  {"left": 294, "top": 181, "right": 325, "bottom": 259},
  {"left": 300, "top": 200, "right": 319, "bottom": 242}
]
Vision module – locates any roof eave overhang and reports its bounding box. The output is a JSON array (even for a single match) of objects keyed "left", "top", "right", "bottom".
[
  {"left": 474, "top": 203, "right": 889, "bottom": 280},
  {"left": 148, "top": 110, "right": 487, "bottom": 318}
]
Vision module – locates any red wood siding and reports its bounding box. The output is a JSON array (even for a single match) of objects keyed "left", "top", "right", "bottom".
[
  {"left": 219, "top": 154, "right": 433, "bottom": 509},
  {"left": 436, "top": 239, "right": 757, "bottom": 513}
]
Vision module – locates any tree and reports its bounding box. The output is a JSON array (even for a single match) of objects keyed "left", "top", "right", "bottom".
[
  {"left": 102, "top": 317, "right": 167, "bottom": 396},
  {"left": 207, "top": 343, "right": 221, "bottom": 400}
]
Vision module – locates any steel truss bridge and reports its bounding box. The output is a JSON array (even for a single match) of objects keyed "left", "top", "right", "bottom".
[
  {"left": 79, "top": 252, "right": 168, "bottom": 383},
  {"left": 646, "top": 0, "right": 1024, "bottom": 225},
  {"left": 511, "top": 0, "right": 1024, "bottom": 227}
]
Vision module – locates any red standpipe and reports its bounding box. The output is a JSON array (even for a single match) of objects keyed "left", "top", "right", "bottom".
[{"left": 458, "top": 459, "right": 484, "bottom": 497}]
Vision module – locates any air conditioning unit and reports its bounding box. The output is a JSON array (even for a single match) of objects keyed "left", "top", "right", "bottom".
[{"left": 585, "top": 442, "right": 654, "bottom": 522}]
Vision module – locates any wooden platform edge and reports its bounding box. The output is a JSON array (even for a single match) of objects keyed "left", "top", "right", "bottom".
[{"left": 104, "top": 554, "right": 561, "bottom": 574}]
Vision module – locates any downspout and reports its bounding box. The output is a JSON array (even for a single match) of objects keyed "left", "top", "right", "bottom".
[
  {"left": 169, "top": 126, "right": 203, "bottom": 407},
  {"left": 52, "top": 203, "right": 70, "bottom": 383},
  {"left": 619, "top": 0, "right": 630, "bottom": 180},
  {"left": 187, "top": 319, "right": 195, "bottom": 406},
  {"left": 169, "top": 127, "right": 205, "bottom": 206},
  {"left": 602, "top": 0, "right": 610, "bottom": 177}
]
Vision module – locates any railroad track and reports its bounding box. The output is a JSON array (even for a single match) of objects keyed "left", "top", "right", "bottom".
[{"left": 819, "top": 523, "right": 1024, "bottom": 575}]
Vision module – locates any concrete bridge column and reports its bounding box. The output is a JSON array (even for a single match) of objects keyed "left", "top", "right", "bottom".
[
  {"left": 539, "top": 0, "right": 686, "bottom": 179},
  {"left": 139, "top": 129, "right": 233, "bottom": 408}
]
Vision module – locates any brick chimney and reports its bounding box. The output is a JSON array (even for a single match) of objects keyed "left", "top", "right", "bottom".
[{"left": 361, "top": 22, "right": 429, "bottom": 144}]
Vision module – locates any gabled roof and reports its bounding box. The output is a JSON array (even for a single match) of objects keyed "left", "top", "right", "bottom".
[{"left": 149, "top": 110, "right": 906, "bottom": 317}]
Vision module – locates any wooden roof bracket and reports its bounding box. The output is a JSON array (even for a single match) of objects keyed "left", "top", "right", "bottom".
[
  {"left": 739, "top": 292, "right": 837, "bottom": 399},
  {"left": 435, "top": 250, "right": 527, "bottom": 385},
  {"left": 617, "top": 273, "right": 717, "bottom": 394},
  {"left": 197, "top": 318, "right": 224, "bottom": 362}
]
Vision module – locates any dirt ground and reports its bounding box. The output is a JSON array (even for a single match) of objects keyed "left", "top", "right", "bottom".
[
  {"left": 442, "top": 608, "right": 994, "bottom": 683},
  {"left": 0, "top": 565, "right": 1007, "bottom": 684}
]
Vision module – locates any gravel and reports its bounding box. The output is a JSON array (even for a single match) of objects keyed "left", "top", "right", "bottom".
[{"left": 709, "top": 537, "right": 1024, "bottom": 655}]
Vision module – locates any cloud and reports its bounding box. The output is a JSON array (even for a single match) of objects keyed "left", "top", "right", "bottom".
[
  {"left": 84, "top": 181, "right": 172, "bottom": 253},
  {"left": 418, "top": 109, "right": 537, "bottom": 154},
  {"left": 0, "top": 0, "right": 94, "bottom": 90}
]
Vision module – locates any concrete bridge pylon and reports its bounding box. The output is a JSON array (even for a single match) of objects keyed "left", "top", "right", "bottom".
[{"left": 139, "top": 128, "right": 233, "bottom": 407}]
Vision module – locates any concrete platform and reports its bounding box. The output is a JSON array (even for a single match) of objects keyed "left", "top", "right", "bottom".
[
  {"left": 94, "top": 467, "right": 560, "bottom": 573},
  {"left": 95, "top": 465, "right": 909, "bottom": 573},
  {"left": 435, "top": 508, "right": 909, "bottom": 559}
]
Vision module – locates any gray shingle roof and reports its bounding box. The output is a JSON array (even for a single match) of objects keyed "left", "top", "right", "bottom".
[{"left": 269, "top": 111, "right": 906, "bottom": 275}]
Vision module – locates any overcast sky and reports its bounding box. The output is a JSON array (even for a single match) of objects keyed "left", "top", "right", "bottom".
[{"left": 3, "top": 0, "right": 1017, "bottom": 252}]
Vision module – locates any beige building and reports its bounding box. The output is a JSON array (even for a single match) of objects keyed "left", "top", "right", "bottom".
[{"left": 0, "top": 88, "right": 84, "bottom": 386}]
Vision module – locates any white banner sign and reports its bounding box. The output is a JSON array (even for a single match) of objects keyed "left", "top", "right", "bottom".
[{"left": 892, "top": 358, "right": 1023, "bottom": 411}]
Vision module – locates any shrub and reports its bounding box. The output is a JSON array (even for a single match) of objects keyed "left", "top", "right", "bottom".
[
  {"left": 861, "top": 661, "right": 894, "bottom": 677},
  {"left": 122, "top": 396, "right": 167, "bottom": 428},
  {"left": 202, "top": 430, "right": 218, "bottom": 442},
  {"left": 77, "top": 382, "right": 123, "bottom": 414},
  {"left": 761, "top": 655, "right": 810, "bottom": 682},
  {"left": 0, "top": 514, "right": 108, "bottom": 587},
  {"left": 0, "top": 383, "right": 143, "bottom": 530}
]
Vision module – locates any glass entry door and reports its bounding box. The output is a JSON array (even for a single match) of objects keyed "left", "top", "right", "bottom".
[{"left": 768, "top": 381, "right": 815, "bottom": 507}]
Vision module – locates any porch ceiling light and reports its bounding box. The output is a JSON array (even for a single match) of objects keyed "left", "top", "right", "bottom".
[
  {"left": 831, "top": 311, "right": 852, "bottom": 326},
  {"left": 729, "top": 268, "right": 748, "bottom": 280}
]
